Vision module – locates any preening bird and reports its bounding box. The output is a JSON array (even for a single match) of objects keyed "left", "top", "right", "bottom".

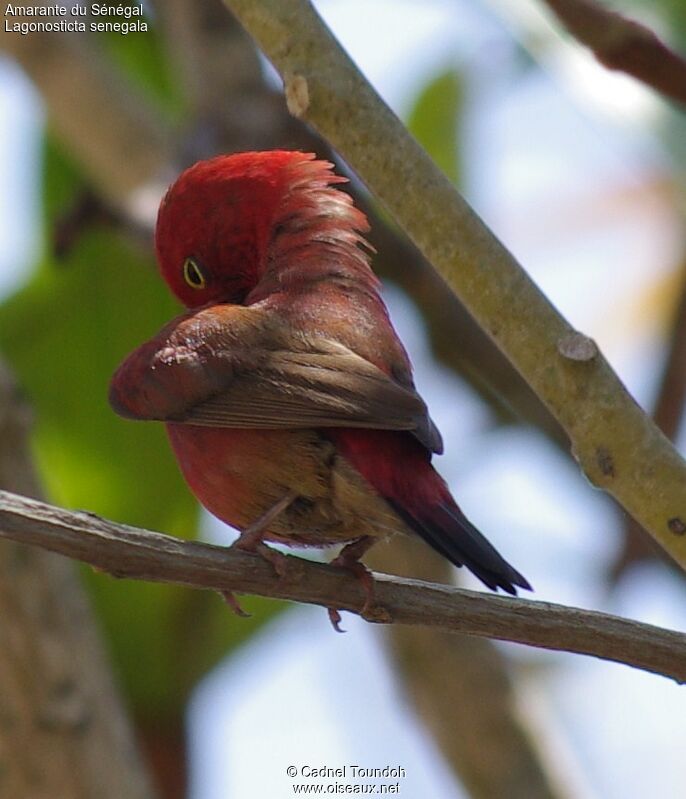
[{"left": 109, "top": 151, "right": 530, "bottom": 615}]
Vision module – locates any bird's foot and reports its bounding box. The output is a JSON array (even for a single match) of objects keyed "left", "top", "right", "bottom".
[
  {"left": 253, "top": 541, "right": 290, "bottom": 578},
  {"left": 232, "top": 536, "right": 305, "bottom": 583},
  {"left": 328, "top": 607, "right": 345, "bottom": 633},
  {"left": 221, "top": 492, "right": 304, "bottom": 617},
  {"left": 219, "top": 590, "right": 251, "bottom": 618},
  {"left": 327, "top": 536, "right": 384, "bottom": 632},
  {"left": 331, "top": 536, "right": 376, "bottom": 614},
  {"left": 229, "top": 491, "right": 305, "bottom": 580},
  {"left": 231, "top": 491, "right": 304, "bottom": 577}
]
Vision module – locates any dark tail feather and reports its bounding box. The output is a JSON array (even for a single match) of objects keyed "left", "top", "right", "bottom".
[{"left": 389, "top": 500, "right": 531, "bottom": 595}]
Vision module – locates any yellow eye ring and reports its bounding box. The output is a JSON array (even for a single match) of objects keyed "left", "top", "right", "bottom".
[{"left": 183, "top": 257, "right": 206, "bottom": 289}]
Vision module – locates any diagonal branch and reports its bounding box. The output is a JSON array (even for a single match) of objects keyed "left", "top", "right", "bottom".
[
  {"left": 615, "top": 260, "right": 686, "bottom": 578},
  {"left": 222, "top": 0, "right": 686, "bottom": 571},
  {"left": 540, "top": 0, "right": 686, "bottom": 107},
  {"left": 0, "top": 490, "right": 685, "bottom": 684}
]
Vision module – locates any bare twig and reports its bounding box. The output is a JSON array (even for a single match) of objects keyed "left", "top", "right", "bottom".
[
  {"left": 540, "top": 0, "right": 686, "bottom": 107},
  {"left": 0, "top": 490, "right": 684, "bottom": 683},
  {"left": 222, "top": 0, "right": 686, "bottom": 570}
]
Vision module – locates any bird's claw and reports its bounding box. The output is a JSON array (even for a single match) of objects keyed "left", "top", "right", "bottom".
[
  {"left": 328, "top": 607, "right": 346, "bottom": 633},
  {"left": 326, "top": 536, "right": 390, "bottom": 630},
  {"left": 232, "top": 535, "right": 305, "bottom": 584},
  {"left": 254, "top": 542, "right": 290, "bottom": 578},
  {"left": 220, "top": 590, "right": 251, "bottom": 618},
  {"left": 335, "top": 559, "right": 376, "bottom": 616}
]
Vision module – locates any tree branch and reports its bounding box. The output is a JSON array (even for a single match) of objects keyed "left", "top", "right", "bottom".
[
  {"left": 614, "top": 258, "right": 686, "bottom": 578},
  {"left": 0, "top": 490, "right": 684, "bottom": 684},
  {"left": 222, "top": 0, "right": 686, "bottom": 571},
  {"left": 540, "top": 0, "right": 686, "bottom": 107}
]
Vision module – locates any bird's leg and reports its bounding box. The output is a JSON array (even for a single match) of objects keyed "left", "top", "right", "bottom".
[
  {"left": 328, "top": 535, "right": 377, "bottom": 632},
  {"left": 223, "top": 491, "right": 300, "bottom": 616},
  {"left": 234, "top": 490, "right": 298, "bottom": 550},
  {"left": 231, "top": 489, "right": 299, "bottom": 574}
]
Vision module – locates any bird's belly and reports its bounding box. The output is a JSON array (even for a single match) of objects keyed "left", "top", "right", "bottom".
[{"left": 166, "top": 424, "right": 401, "bottom": 546}]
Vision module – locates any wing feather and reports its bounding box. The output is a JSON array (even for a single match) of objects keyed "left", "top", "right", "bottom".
[
  {"left": 179, "top": 345, "right": 442, "bottom": 450},
  {"left": 110, "top": 305, "right": 443, "bottom": 453}
]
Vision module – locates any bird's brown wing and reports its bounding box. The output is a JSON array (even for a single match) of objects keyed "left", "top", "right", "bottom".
[
  {"left": 109, "top": 304, "right": 442, "bottom": 453},
  {"left": 182, "top": 344, "right": 442, "bottom": 452}
]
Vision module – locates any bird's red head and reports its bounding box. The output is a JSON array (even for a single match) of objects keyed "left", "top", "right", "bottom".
[{"left": 155, "top": 150, "right": 367, "bottom": 307}]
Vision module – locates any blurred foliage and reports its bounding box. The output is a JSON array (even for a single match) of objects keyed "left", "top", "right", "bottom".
[
  {"left": 94, "top": 2, "right": 184, "bottom": 119},
  {"left": 627, "top": 0, "right": 686, "bottom": 47},
  {"left": 598, "top": 0, "right": 686, "bottom": 172},
  {"left": 407, "top": 68, "right": 463, "bottom": 186},
  {"left": 0, "top": 143, "right": 280, "bottom": 718}
]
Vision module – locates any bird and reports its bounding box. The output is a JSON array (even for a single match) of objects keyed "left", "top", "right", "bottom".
[{"left": 109, "top": 150, "right": 530, "bottom": 623}]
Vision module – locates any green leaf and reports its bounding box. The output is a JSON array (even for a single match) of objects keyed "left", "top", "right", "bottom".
[{"left": 407, "top": 69, "right": 463, "bottom": 186}]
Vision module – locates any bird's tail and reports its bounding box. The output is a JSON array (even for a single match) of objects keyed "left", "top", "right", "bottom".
[
  {"left": 326, "top": 427, "right": 530, "bottom": 594},
  {"left": 389, "top": 497, "right": 531, "bottom": 595}
]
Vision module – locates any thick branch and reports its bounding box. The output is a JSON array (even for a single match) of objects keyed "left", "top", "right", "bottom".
[
  {"left": 615, "top": 260, "right": 686, "bottom": 577},
  {"left": 540, "top": 0, "right": 686, "bottom": 107},
  {"left": 222, "top": 0, "right": 686, "bottom": 570},
  {"left": 0, "top": 490, "right": 684, "bottom": 684}
]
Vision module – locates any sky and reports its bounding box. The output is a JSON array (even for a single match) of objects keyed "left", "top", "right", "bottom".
[{"left": 1, "top": 1, "right": 685, "bottom": 798}]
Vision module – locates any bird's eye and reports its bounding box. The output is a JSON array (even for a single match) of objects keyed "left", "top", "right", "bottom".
[{"left": 183, "top": 257, "right": 206, "bottom": 289}]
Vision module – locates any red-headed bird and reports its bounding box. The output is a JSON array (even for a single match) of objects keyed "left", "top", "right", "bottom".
[{"left": 110, "top": 151, "right": 530, "bottom": 608}]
